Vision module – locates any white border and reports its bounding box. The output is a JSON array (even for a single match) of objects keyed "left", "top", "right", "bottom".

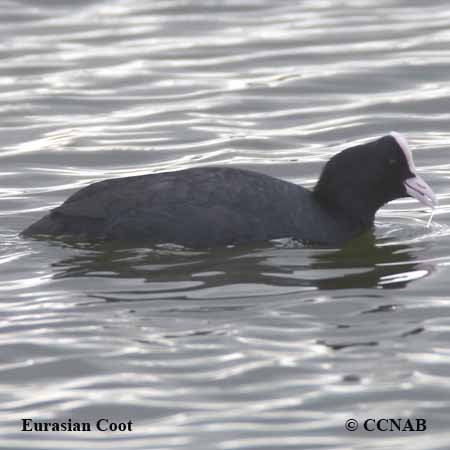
[{"left": 390, "top": 131, "right": 416, "bottom": 174}]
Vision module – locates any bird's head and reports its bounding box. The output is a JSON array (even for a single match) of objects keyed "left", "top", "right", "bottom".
[{"left": 314, "top": 132, "right": 437, "bottom": 226}]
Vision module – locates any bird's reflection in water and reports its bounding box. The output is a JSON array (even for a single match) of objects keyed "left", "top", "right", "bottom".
[
  {"left": 42, "top": 227, "right": 434, "bottom": 294},
  {"left": 38, "top": 232, "right": 433, "bottom": 352}
]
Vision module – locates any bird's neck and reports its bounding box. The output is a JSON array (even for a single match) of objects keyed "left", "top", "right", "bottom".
[{"left": 313, "top": 189, "right": 378, "bottom": 232}]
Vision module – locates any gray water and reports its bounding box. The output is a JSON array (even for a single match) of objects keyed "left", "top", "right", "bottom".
[{"left": 1, "top": 1, "right": 450, "bottom": 449}]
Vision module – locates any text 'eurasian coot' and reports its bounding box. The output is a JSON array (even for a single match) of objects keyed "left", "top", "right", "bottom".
[{"left": 22, "top": 132, "right": 437, "bottom": 247}]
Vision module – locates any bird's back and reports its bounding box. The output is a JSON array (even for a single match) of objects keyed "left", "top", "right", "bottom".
[{"left": 22, "top": 167, "right": 353, "bottom": 247}]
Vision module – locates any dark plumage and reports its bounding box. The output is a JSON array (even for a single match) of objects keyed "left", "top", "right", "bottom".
[{"left": 22, "top": 133, "right": 436, "bottom": 248}]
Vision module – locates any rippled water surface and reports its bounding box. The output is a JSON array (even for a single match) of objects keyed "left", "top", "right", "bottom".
[{"left": 2, "top": 1, "right": 450, "bottom": 449}]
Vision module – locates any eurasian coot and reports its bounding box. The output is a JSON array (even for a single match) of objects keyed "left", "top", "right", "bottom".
[{"left": 22, "top": 132, "right": 437, "bottom": 247}]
